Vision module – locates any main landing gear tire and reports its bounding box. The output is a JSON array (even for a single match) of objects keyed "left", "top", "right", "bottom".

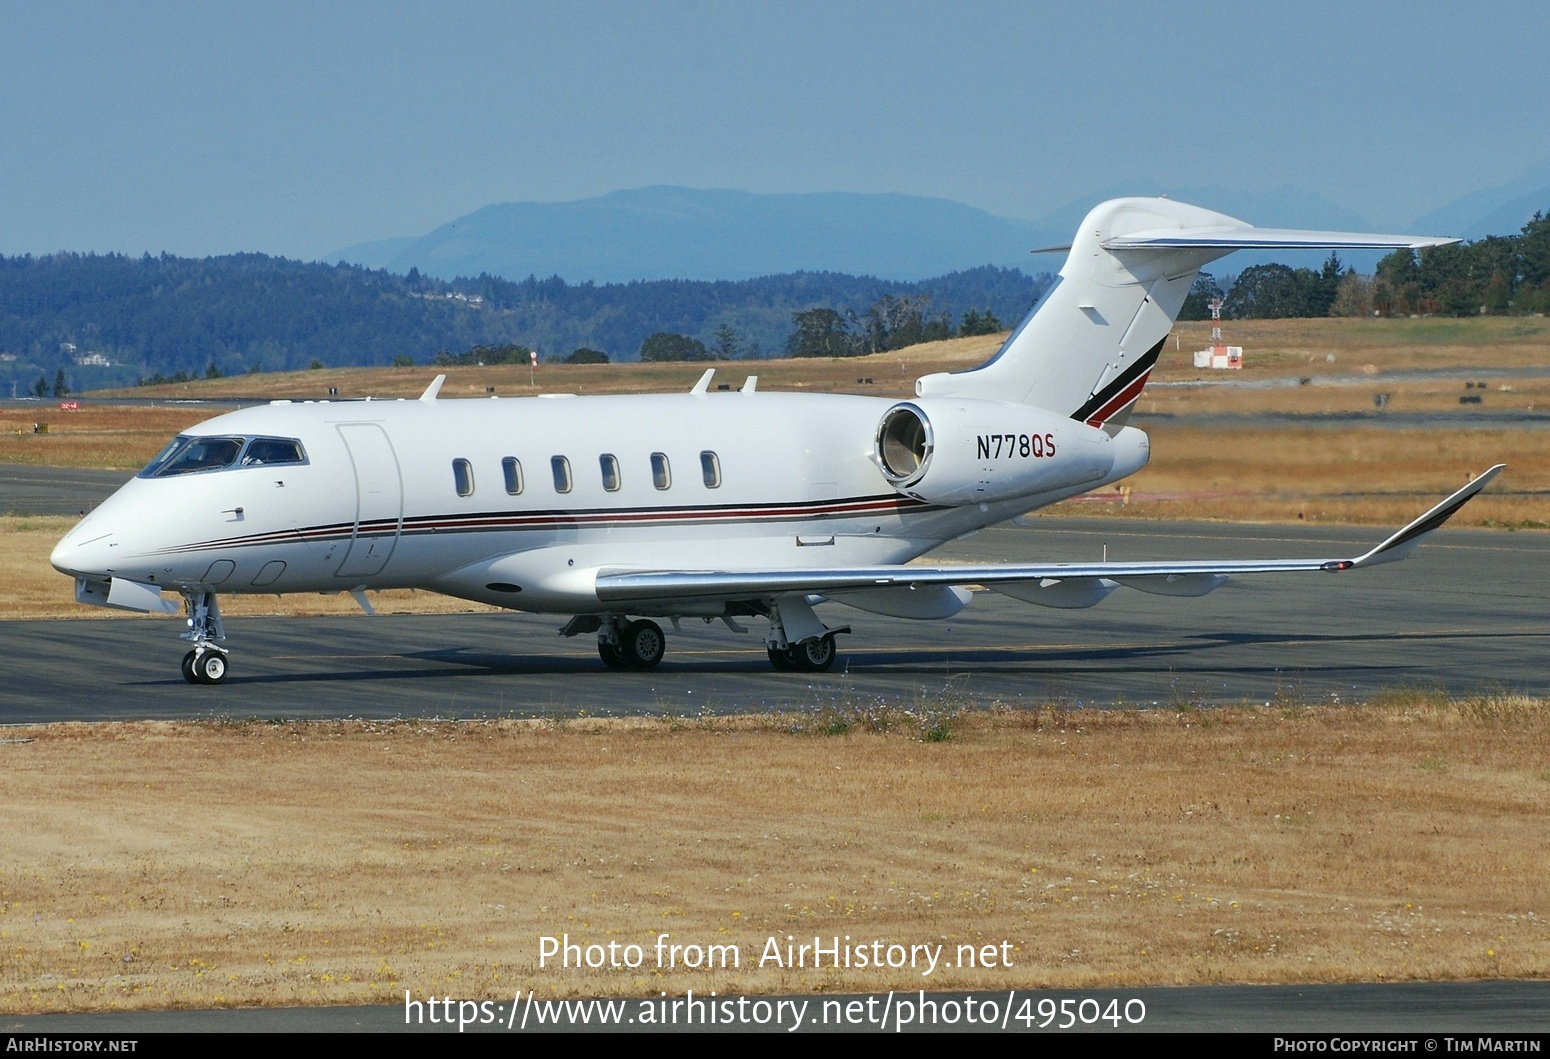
[
  {"left": 183, "top": 649, "right": 229, "bottom": 685},
  {"left": 797, "top": 634, "right": 837, "bottom": 673},
  {"left": 622, "top": 619, "right": 665, "bottom": 669},
  {"left": 768, "top": 634, "right": 837, "bottom": 673},
  {"left": 598, "top": 639, "right": 629, "bottom": 669}
]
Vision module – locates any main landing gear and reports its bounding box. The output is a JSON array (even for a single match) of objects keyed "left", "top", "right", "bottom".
[
  {"left": 766, "top": 634, "right": 838, "bottom": 673},
  {"left": 762, "top": 595, "right": 846, "bottom": 673},
  {"left": 179, "top": 590, "right": 229, "bottom": 685},
  {"left": 597, "top": 617, "right": 666, "bottom": 670},
  {"left": 561, "top": 602, "right": 847, "bottom": 673}
]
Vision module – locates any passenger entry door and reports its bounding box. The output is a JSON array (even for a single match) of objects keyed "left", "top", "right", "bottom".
[{"left": 335, "top": 423, "right": 402, "bottom": 578}]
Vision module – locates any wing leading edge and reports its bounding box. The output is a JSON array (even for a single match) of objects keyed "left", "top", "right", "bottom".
[{"left": 594, "top": 467, "right": 1503, "bottom": 608}]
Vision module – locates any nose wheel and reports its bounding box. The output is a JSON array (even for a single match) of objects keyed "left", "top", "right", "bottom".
[{"left": 182, "top": 647, "right": 230, "bottom": 685}]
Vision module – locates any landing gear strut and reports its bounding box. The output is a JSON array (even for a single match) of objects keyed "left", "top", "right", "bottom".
[{"left": 179, "top": 590, "right": 229, "bottom": 685}]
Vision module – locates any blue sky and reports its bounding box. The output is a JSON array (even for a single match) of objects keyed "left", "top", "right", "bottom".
[{"left": 2, "top": 0, "right": 1546, "bottom": 260}]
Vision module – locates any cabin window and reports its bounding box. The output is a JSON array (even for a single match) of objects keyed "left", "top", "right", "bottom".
[
  {"left": 600, "top": 454, "right": 621, "bottom": 492},
  {"left": 241, "top": 437, "right": 306, "bottom": 466},
  {"left": 651, "top": 452, "right": 671, "bottom": 490},
  {"left": 452, "top": 458, "right": 474, "bottom": 497},
  {"left": 551, "top": 456, "right": 572, "bottom": 494},
  {"left": 700, "top": 450, "right": 722, "bottom": 489},
  {"left": 502, "top": 457, "right": 524, "bottom": 495}
]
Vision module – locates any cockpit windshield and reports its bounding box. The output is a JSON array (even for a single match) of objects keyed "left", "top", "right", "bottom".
[{"left": 138, "top": 435, "right": 307, "bottom": 478}]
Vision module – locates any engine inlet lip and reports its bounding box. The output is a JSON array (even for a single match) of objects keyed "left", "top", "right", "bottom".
[{"left": 875, "top": 402, "right": 933, "bottom": 488}]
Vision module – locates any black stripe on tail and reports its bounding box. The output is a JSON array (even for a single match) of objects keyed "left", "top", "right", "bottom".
[{"left": 1069, "top": 337, "right": 1167, "bottom": 426}]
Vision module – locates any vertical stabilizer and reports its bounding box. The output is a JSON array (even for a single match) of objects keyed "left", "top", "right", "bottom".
[{"left": 914, "top": 197, "right": 1456, "bottom": 433}]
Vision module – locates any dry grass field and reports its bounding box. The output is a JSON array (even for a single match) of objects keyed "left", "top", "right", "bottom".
[
  {"left": 1, "top": 695, "right": 1546, "bottom": 1013},
  {"left": 1051, "top": 426, "right": 1550, "bottom": 527}
]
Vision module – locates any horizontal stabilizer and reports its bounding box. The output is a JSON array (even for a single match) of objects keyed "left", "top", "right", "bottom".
[{"left": 1102, "top": 228, "right": 1458, "bottom": 251}]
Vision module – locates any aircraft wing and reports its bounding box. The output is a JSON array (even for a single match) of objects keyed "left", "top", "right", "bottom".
[{"left": 595, "top": 466, "right": 1502, "bottom": 607}]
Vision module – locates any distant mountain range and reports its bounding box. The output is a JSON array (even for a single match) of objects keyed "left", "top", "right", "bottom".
[
  {"left": 331, "top": 175, "right": 1550, "bottom": 286},
  {"left": 1410, "top": 162, "right": 1550, "bottom": 242},
  {"left": 332, "top": 187, "right": 1051, "bottom": 283}
]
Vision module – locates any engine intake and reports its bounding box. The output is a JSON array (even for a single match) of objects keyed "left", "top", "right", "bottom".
[{"left": 876, "top": 403, "right": 933, "bottom": 487}]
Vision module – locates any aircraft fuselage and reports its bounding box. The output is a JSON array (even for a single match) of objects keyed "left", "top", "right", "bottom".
[{"left": 52, "top": 388, "right": 1139, "bottom": 616}]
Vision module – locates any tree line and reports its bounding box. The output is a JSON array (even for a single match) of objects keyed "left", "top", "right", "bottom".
[
  {"left": 638, "top": 298, "right": 1008, "bottom": 362},
  {"left": 1182, "top": 210, "right": 1550, "bottom": 320},
  {"left": 0, "top": 251, "right": 1046, "bottom": 393}
]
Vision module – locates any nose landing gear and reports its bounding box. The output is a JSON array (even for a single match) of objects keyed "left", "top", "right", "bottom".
[{"left": 179, "top": 590, "right": 229, "bottom": 685}]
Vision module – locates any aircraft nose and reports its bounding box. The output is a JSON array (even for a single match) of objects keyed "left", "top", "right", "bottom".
[{"left": 51, "top": 522, "right": 116, "bottom": 579}]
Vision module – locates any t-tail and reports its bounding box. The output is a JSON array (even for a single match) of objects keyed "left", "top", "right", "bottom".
[{"left": 914, "top": 197, "right": 1458, "bottom": 433}]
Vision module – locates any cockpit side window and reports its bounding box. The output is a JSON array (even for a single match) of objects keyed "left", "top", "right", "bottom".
[
  {"left": 241, "top": 438, "right": 307, "bottom": 466},
  {"left": 139, "top": 436, "right": 245, "bottom": 478}
]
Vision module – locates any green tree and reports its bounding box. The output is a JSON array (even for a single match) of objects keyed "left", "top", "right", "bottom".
[
  {"left": 52, "top": 369, "right": 68, "bottom": 397},
  {"left": 1178, "top": 275, "right": 1225, "bottom": 321},
  {"left": 1329, "top": 272, "right": 1373, "bottom": 317},
  {"left": 1224, "top": 264, "right": 1323, "bottom": 319},
  {"left": 920, "top": 312, "right": 953, "bottom": 343},
  {"left": 1374, "top": 248, "right": 1421, "bottom": 315},
  {"left": 639, "top": 332, "right": 712, "bottom": 362},
  {"left": 1306, "top": 253, "right": 1344, "bottom": 318},
  {"left": 562, "top": 347, "right": 609, "bottom": 364},
  {"left": 785, "top": 308, "right": 857, "bottom": 358},
  {"left": 712, "top": 324, "right": 740, "bottom": 360},
  {"left": 32, "top": 375, "right": 48, "bottom": 398},
  {"left": 391, "top": 353, "right": 415, "bottom": 367},
  {"left": 860, "top": 294, "right": 931, "bottom": 352}
]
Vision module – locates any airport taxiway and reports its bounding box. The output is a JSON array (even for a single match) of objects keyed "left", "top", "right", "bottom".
[{"left": 4, "top": 516, "right": 1546, "bottom": 723}]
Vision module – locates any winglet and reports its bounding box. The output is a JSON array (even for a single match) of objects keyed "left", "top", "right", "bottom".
[
  {"left": 1349, "top": 465, "right": 1504, "bottom": 568},
  {"left": 418, "top": 374, "right": 446, "bottom": 402},
  {"left": 741, "top": 376, "right": 759, "bottom": 393},
  {"left": 690, "top": 368, "right": 715, "bottom": 395}
]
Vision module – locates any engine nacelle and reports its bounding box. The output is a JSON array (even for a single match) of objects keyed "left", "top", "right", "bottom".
[{"left": 873, "top": 398, "right": 1147, "bottom": 505}]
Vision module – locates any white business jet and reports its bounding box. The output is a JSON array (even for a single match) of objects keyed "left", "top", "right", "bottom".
[{"left": 51, "top": 197, "right": 1499, "bottom": 684}]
